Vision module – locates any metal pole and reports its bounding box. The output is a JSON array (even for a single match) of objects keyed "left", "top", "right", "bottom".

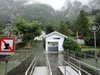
[
  {"left": 65, "top": 65, "right": 66, "bottom": 75},
  {"left": 94, "top": 32, "right": 98, "bottom": 75},
  {"left": 12, "top": 56, "right": 14, "bottom": 69},
  {"left": 5, "top": 60, "right": 8, "bottom": 75},
  {"left": 89, "top": 22, "right": 100, "bottom": 75},
  {"left": 94, "top": 32, "right": 97, "bottom": 59}
]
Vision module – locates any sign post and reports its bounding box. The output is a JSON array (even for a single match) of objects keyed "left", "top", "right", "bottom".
[
  {"left": 0, "top": 38, "right": 15, "bottom": 55},
  {"left": 89, "top": 22, "right": 100, "bottom": 75},
  {"left": 5, "top": 59, "right": 8, "bottom": 75},
  {"left": 0, "top": 38, "right": 15, "bottom": 75}
]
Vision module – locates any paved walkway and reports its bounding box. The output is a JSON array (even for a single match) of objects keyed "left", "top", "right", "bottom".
[
  {"left": 32, "top": 42, "right": 63, "bottom": 75},
  {"left": 33, "top": 66, "right": 48, "bottom": 75},
  {"left": 47, "top": 53, "right": 63, "bottom": 75}
]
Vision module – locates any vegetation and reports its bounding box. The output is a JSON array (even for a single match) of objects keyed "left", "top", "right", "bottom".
[
  {"left": 94, "top": 13, "right": 100, "bottom": 47},
  {"left": 57, "top": 21, "right": 69, "bottom": 36},
  {"left": 14, "top": 18, "right": 41, "bottom": 45},
  {"left": 63, "top": 38, "right": 81, "bottom": 52},
  {"left": 75, "top": 10, "right": 89, "bottom": 36},
  {"left": 85, "top": 12, "right": 100, "bottom": 47},
  {"left": 82, "top": 48, "right": 100, "bottom": 51},
  {"left": 90, "top": 9, "right": 100, "bottom": 16},
  {"left": 87, "top": 16, "right": 95, "bottom": 23},
  {"left": 0, "top": 27, "right": 3, "bottom": 37},
  {"left": 95, "top": 13, "right": 100, "bottom": 24},
  {"left": 45, "top": 22, "right": 54, "bottom": 34}
]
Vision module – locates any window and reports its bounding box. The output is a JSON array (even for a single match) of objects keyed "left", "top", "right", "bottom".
[{"left": 53, "top": 37, "right": 60, "bottom": 39}]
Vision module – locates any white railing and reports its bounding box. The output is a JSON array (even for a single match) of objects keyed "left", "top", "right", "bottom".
[
  {"left": 60, "top": 56, "right": 92, "bottom": 75},
  {"left": 25, "top": 57, "right": 36, "bottom": 75},
  {"left": 69, "top": 57, "right": 100, "bottom": 74},
  {"left": 64, "top": 51, "right": 100, "bottom": 75},
  {"left": 58, "top": 61, "right": 72, "bottom": 75},
  {"left": 46, "top": 54, "right": 52, "bottom": 75},
  {"left": 59, "top": 57, "right": 81, "bottom": 75}
]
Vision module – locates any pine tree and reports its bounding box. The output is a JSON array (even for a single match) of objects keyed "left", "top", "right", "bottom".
[
  {"left": 95, "top": 13, "right": 100, "bottom": 24},
  {"left": 57, "top": 21, "right": 69, "bottom": 36},
  {"left": 75, "top": 10, "right": 89, "bottom": 36}
]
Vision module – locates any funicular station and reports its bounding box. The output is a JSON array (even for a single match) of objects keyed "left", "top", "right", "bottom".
[{"left": 1, "top": 31, "right": 100, "bottom": 75}]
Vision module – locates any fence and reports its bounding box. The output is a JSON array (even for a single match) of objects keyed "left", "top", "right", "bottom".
[
  {"left": 68, "top": 57, "right": 100, "bottom": 75},
  {"left": 58, "top": 57, "right": 83, "bottom": 75},
  {"left": 25, "top": 57, "right": 36, "bottom": 75},
  {"left": 63, "top": 50, "right": 100, "bottom": 75},
  {"left": 64, "top": 50, "right": 100, "bottom": 59},
  {"left": 64, "top": 50, "right": 100, "bottom": 70}
]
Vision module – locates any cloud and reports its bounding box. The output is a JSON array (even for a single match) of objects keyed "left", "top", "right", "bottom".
[
  {"left": 26, "top": 0, "right": 91, "bottom": 10},
  {"left": 26, "top": 0, "right": 66, "bottom": 10},
  {"left": 77, "top": 0, "right": 90, "bottom": 5}
]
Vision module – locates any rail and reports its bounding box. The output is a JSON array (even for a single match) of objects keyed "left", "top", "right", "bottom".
[
  {"left": 25, "top": 57, "right": 36, "bottom": 75},
  {"left": 59, "top": 57, "right": 81, "bottom": 75},
  {"left": 64, "top": 54, "right": 92, "bottom": 75},
  {"left": 58, "top": 60, "right": 71, "bottom": 75},
  {"left": 64, "top": 50, "right": 100, "bottom": 74},
  {"left": 69, "top": 57, "right": 100, "bottom": 73},
  {"left": 46, "top": 54, "right": 52, "bottom": 75},
  {"left": 64, "top": 50, "right": 96, "bottom": 59}
]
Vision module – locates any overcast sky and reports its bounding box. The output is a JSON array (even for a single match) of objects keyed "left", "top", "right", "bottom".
[{"left": 27, "top": 0, "right": 90, "bottom": 10}]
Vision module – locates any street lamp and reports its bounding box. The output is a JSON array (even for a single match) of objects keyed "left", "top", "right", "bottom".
[{"left": 89, "top": 22, "right": 100, "bottom": 75}]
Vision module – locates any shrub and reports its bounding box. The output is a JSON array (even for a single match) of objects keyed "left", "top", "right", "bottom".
[
  {"left": 63, "top": 38, "right": 81, "bottom": 52},
  {"left": 84, "top": 37, "right": 100, "bottom": 47},
  {"left": 84, "top": 37, "right": 94, "bottom": 46}
]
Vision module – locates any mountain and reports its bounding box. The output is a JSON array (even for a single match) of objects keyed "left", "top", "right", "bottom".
[
  {"left": 89, "top": 0, "right": 100, "bottom": 9},
  {"left": 0, "top": 0, "right": 65, "bottom": 26},
  {"left": 0, "top": 0, "right": 27, "bottom": 25},
  {"left": 0, "top": 0, "right": 100, "bottom": 26},
  {"left": 62, "top": 1, "right": 91, "bottom": 19}
]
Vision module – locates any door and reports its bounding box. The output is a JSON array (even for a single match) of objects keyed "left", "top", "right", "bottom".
[{"left": 48, "top": 42, "right": 58, "bottom": 51}]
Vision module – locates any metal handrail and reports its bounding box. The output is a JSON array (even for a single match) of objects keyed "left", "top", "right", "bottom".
[
  {"left": 64, "top": 50, "right": 96, "bottom": 58},
  {"left": 68, "top": 61, "right": 91, "bottom": 75},
  {"left": 64, "top": 53, "right": 99, "bottom": 75},
  {"left": 59, "top": 57, "right": 81, "bottom": 75},
  {"left": 46, "top": 54, "right": 52, "bottom": 75},
  {"left": 68, "top": 57, "right": 93, "bottom": 75},
  {"left": 58, "top": 61, "right": 71, "bottom": 75},
  {"left": 69, "top": 57, "right": 100, "bottom": 71},
  {"left": 25, "top": 57, "right": 36, "bottom": 75},
  {"left": 64, "top": 51, "right": 100, "bottom": 74}
]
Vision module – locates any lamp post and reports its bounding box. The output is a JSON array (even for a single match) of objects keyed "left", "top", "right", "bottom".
[{"left": 89, "top": 22, "right": 100, "bottom": 75}]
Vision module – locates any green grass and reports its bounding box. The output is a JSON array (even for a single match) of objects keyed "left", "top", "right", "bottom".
[
  {"left": 81, "top": 46, "right": 100, "bottom": 51},
  {"left": 87, "top": 16, "right": 95, "bottom": 23}
]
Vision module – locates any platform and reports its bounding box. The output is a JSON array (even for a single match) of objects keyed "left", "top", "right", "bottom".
[
  {"left": 58, "top": 66, "right": 80, "bottom": 75},
  {"left": 32, "top": 66, "right": 48, "bottom": 75}
]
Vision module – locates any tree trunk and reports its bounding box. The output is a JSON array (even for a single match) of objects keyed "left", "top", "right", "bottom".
[{"left": 24, "top": 43, "right": 32, "bottom": 49}]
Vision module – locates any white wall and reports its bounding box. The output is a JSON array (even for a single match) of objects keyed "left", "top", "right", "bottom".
[
  {"left": 75, "top": 39, "right": 85, "bottom": 45},
  {"left": 45, "top": 33, "right": 64, "bottom": 52}
]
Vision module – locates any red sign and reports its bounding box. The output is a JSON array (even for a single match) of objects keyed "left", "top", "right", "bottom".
[{"left": 0, "top": 38, "right": 15, "bottom": 55}]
